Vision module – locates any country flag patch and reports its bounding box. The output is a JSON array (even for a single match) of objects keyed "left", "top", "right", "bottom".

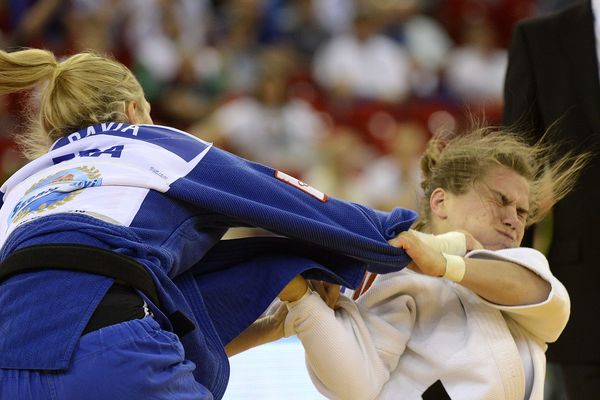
[{"left": 275, "top": 170, "right": 328, "bottom": 202}]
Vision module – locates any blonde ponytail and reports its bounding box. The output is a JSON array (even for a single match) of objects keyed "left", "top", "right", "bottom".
[
  {"left": 0, "top": 48, "right": 147, "bottom": 160},
  {"left": 0, "top": 48, "right": 58, "bottom": 94}
]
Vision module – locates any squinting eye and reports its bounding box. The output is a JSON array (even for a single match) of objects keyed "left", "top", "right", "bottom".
[
  {"left": 496, "top": 195, "right": 505, "bottom": 204},
  {"left": 517, "top": 211, "right": 528, "bottom": 221}
]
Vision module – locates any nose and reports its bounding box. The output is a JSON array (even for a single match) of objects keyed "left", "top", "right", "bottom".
[
  {"left": 501, "top": 206, "right": 522, "bottom": 232},
  {"left": 504, "top": 220, "right": 516, "bottom": 230},
  {"left": 502, "top": 207, "right": 521, "bottom": 230}
]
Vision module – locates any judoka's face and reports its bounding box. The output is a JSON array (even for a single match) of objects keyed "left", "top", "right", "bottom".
[{"left": 430, "top": 166, "right": 530, "bottom": 250}]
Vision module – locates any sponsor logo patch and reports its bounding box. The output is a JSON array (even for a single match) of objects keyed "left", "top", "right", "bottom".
[
  {"left": 9, "top": 166, "right": 103, "bottom": 224},
  {"left": 275, "top": 170, "right": 328, "bottom": 202}
]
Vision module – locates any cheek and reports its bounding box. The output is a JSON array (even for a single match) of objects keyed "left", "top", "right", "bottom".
[
  {"left": 470, "top": 204, "right": 496, "bottom": 225},
  {"left": 464, "top": 209, "right": 496, "bottom": 238},
  {"left": 447, "top": 198, "right": 494, "bottom": 234}
]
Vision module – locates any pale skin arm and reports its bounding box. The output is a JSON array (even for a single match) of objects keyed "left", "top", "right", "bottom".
[
  {"left": 225, "top": 302, "right": 288, "bottom": 357},
  {"left": 389, "top": 231, "right": 551, "bottom": 306},
  {"left": 225, "top": 275, "right": 341, "bottom": 357}
]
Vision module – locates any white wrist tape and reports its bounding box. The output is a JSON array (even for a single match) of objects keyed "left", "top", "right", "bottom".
[
  {"left": 409, "top": 230, "right": 467, "bottom": 256},
  {"left": 441, "top": 253, "right": 466, "bottom": 283},
  {"left": 284, "top": 287, "right": 314, "bottom": 310}
]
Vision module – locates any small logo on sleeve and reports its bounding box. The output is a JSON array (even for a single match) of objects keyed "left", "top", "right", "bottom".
[{"left": 275, "top": 170, "right": 328, "bottom": 202}]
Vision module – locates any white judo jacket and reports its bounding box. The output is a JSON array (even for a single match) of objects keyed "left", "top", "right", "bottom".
[{"left": 285, "top": 248, "right": 570, "bottom": 400}]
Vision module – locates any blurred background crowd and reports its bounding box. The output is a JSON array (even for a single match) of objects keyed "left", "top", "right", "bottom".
[{"left": 0, "top": 0, "right": 571, "bottom": 213}]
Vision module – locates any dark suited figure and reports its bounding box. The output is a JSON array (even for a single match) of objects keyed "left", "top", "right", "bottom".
[{"left": 504, "top": 1, "right": 600, "bottom": 397}]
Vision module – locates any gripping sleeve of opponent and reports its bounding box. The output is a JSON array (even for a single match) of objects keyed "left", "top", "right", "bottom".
[
  {"left": 170, "top": 146, "right": 418, "bottom": 272},
  {"left": 409, "top": 230, "right": 467, "bottom": 256}
]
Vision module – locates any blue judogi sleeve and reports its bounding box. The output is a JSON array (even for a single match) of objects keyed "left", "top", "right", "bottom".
[
  {"left": 179, "top": 237, "right": 370, "bottom": 345},
  {"left": 169, "top": 145, "right": 417, "bottom": 273},
  {"left": 169, "top": 146, "right": 418, "bottom": 346}
]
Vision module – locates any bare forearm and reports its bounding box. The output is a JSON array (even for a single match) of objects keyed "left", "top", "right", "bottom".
[
  {"left": 226, "top": 276, "right": 311, "bottom": 357},
  {"left": 390, "top": 231, "right": 551, "bottom": 306},
  {"left": 460, "top": 258, "right": 551, "bottom": 305},
  {"left": 225, "top": 316, "right": 282, "bottom": 357}
]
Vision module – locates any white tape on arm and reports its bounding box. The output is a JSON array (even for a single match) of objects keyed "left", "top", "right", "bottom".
[
  {"left": 409, "top": 230, "right": 467, "bottom": 256},
  {"left": 436, "top": 231, "right": 467, "bottom": 255},
  {"left": 284, "top": 287, "right": 314, "bottom": 310},
  {"left": 441, "top": 253, "right": 466, "bottom": 283}
]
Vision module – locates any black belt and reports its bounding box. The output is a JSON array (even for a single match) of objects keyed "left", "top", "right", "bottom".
[{"left": 0, "top": 244, "right": 195, "bottom": 337}]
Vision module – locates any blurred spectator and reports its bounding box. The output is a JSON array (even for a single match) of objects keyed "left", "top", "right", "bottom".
[
  {"left": 191, "top": 46, "right": 328, "bottom": 175},
  {"left": 5, "top": 0, "right": 67, "bottom": 52},
  {"left": 404, "top": 14, "right": 453, "bottom": 98},
  {"left": 66, "top": 0, "right": 129, "bottom": 57},
  {"left": 123, "top": 0, "right": 219, "bottom": 126},
  {"left": 443, "top": 18, "right": 507, "bottom": 105},
  {"left": 155, "top": 52, "right": 222, "bottom": 129},
  {"left": 436, "top": 0, "right": 536, "bottom": 48},
  {"left": 312, "top": 3, "right": 412, "bottom": 103},
  {"left": 379, "top": 0, "right": 454, "bottom": 99},
  {"left": 210, "top": 0, "right": 265, "bottom": 96},
  {"left": 260, "top": 0, "right": 331, "bottom": 68},
  {"left": 0, "top": 93, "right": 17, "bottom": 137},
  {"left": 303, "top": 126, "right": 377, "bottom": 202},
  {"left": 0, "top": 95, "right": 24, "bottom": 182},
  {"left": 0, "top": 0, "right": 539, "bottom": 205},
  {"left": 125, "top": 0, "right": 211, "bottom": 84},
  {"left": 312, "top": 0, "right": 357, "bottom": 35},
  {"left": 352, "top": 121, "right": 427, "bottom": 210}
]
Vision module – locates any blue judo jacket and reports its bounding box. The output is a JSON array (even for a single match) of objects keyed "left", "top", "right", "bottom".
[{"left": 0, "top": 123, "right": 417, "bottom": 399}]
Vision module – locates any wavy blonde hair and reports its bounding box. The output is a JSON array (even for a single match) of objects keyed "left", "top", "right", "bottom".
[
  {"left": 414, "top": 127, "right": 591, "bottom": 230},
  {"left": 0, "top": 48, "right": 147, "bottom": 160}
]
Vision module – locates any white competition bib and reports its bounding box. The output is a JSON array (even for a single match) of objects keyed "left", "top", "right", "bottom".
[{"left": 0, "top": 124, "right": 212, "bottom": 245}]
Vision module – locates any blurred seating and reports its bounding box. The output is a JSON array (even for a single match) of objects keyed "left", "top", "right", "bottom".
[{"left": 0, "top": 0, "right": 538, "bottom": 201}]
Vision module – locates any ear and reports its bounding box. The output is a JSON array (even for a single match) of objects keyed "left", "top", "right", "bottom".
[
  {"left": 430, "top": 188, "right": 449, "bottom": 220},
  {"left": 126, "top": 101, "right": 140, "bottom": 124}
]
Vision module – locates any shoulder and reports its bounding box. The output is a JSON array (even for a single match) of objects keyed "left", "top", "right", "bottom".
[
  {"left": 132, "top": 124, "right": 212, "bottom": 162},
  {"left": 136, "top": 124, "right": 210, "bottom": 145}
]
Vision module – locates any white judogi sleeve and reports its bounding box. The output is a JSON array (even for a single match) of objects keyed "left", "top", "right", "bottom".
[
  {"left": 467, "top": 247, "right": 570, "bottom": 343},
  {"left": 284, "top": 283, "right": 415, "bottom": 400}
]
